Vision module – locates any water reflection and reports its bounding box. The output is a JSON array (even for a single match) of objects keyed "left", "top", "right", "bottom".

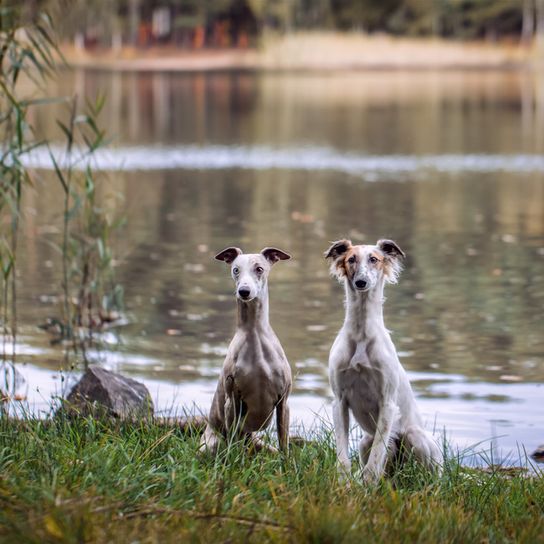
[
  {"left": 14, "top": 69, "right": 544, "bottom": 458},
  {"left": 27, "top": 69, "right": 544, "bottom": 153}
]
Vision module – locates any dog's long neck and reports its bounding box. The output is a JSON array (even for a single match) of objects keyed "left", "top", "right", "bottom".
[
  {"left": 237, "top": 289, "right": 270, "bottom": 332},
  {"left": 344, "top": 281, "right": 385, "bottom": 339}
]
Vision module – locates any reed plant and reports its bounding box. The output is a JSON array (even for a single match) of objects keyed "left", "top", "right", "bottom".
[{"left": 0, "top": 2, "right": 123, "bottom": 391}]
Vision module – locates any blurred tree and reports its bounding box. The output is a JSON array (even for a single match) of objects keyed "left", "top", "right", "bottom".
[
  {"left": 128, "top": 0, "right": 140, "bottom": 46},
  {"left": 441, "top": 0, "right": 521, "bottom": 40},
  {"left": 521, "top": 0, "right": 535, "bottom": 45},
  {"left": 292, "top": 0, "right": 334, "bottom": 30},
  {"left": 41, "top": 0, "right": 531, "bottom": 46},
  {"left": 537, "top": 0, "right": 544, "bottom": 50},
  {"left": 329, "top": 0, "right": 400, "bottom": 32}
]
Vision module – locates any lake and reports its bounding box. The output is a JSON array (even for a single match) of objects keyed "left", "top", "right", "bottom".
[{"left": 12, "top": 69, "right": 544, "bottom": 463}]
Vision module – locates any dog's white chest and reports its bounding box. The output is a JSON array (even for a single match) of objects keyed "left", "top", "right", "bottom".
[{"left": 349, "top": 343, "right": 373, "bottom": 371}]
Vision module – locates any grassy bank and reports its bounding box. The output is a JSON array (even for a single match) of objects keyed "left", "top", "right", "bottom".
[
  {"left": 0, "top": 418, "right": 542, "bottom": 543},
  {"left": 60, "top": 33, "right": 532, "bottom": 72}
]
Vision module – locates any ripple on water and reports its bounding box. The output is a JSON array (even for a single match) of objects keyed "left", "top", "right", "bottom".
[{"left": 20, "top": 145, "right": 544, "bottom": 179}]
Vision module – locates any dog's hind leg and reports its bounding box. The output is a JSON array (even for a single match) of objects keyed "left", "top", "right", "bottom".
[
  {"left": 403, "top": 426, "right": 443, "bottom": 472},
  {"left": 276, "top": 395, "right": 290, "bottom": 453},
  {"left": 358, "top": 433, "right": 374, "bottom": 467}
]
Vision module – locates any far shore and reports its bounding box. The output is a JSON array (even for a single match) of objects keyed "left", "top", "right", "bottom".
[{"left": 60, "top": 33, "right": 539, "bottom": 72}]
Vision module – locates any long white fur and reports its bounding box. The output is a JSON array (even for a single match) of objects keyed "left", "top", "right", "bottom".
[{"left": 325, "top": 238, "right": 442, "bottom": 483}]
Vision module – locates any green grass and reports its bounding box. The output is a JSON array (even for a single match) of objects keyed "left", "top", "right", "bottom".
[{"left": 0, "top": 417, "right": 542, "bottom": 543}]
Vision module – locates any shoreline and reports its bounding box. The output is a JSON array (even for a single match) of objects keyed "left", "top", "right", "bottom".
[{"left": 59, "top": 33, "right": 535, "bottom": 73}]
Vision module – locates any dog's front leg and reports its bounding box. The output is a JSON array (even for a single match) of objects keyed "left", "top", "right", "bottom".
[
  {"left": 363, "top": 400, "right": 399, "bottom": 484},
  {"left": 333, "top": 398, "right": 351, "bottom": 479},
  {"left": 276, "top": 395, "right": 290, "bottom": 452}
]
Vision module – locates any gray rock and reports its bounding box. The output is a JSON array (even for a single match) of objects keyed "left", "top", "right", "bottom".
[
  {"left": 62, "top": 365, "right": 153, "bottom": 419},
  {"left": 531, "top": 444, "right": 544, "bottom": 464}
]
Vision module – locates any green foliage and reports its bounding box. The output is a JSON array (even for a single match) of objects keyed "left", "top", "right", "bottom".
[
  {"left": 54, "top": 0, "right": 532, "bottom": 43},
  {"left": 51, "top": 93, "right": 125, "bottom": 367},
  {"left": 0, "top": 418, "right": 542, "bottom": 542},
  {"left": 0, "top": 3, "right": 124, "bottom": 381},
  {"left": 0, "top": 6, "right": 59, "bottom": 381}
]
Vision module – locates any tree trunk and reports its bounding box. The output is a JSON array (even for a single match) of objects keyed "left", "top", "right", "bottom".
[
  {"left": 129, "top": 0, "right": 141, "bottom": 47},
  {"left": 522, "top": 0, "right": 535, "bottom": 45}
]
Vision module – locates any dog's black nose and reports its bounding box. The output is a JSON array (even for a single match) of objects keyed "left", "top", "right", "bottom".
[
  {"left": 355, "top": 279, "right": 367, "bottom": 290},
  {"left": 238, "top": 288, "right": 251, "bottom": 299}
]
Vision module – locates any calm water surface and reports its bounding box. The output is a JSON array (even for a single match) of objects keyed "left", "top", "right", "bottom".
[{"left": 14, "top": 69, "right": 544, "bottom": 462}]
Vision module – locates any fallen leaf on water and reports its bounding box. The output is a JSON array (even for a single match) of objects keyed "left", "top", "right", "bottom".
[
  {"left": 186, "top": 313, "right": 206, "bottom": 321},
  {"left": 499, "top": 375, "right": 522, "bottom": 382},
  {"left": 37, "top": 225, "right": 60, "bottom": 235},
  {"left": 185, "top": 263, "right": 204, "bottom": 272},
  {"left": 348, "top": 229, "right": 365, "bottom": 240},
  {"left": 291, "top": 211, "right": 315, "bottom": 223},
  {"left": 501, "top": 234, "right": 517, "bottom": 244},
  {"left": 39, "top": 294, "right": 59, "bottom": 304},
  {"left": 306, "top": 325, "right": 327, "bottom": 332}
]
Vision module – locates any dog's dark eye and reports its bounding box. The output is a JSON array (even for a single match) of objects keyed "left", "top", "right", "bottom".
[
  {"left": 348, "top": 255, "right": 356, "bottom": 264},
  {"left": 369, "top": 256, "right": 378, "bottom": 264},
  {"left": 256, "top": 266, "right": 264, "bottom": 274},
  {"left": 233, "top": 267, "right": 239, "bottom": 275}
]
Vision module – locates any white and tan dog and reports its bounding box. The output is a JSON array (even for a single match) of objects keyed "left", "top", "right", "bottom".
[
  {"left": 200, "top": 247, "right": 292, "bottom": 454},
  {"left": 325, "top": 239, "right": 442, "bottom": 483}
]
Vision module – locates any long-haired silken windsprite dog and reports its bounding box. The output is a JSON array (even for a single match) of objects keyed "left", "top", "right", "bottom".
[
  {"left": 200, "top": 247, "right": 292, "bottom": 454},
  {"left": 325, "top": 239, "right": 442, "bottom": 483}
]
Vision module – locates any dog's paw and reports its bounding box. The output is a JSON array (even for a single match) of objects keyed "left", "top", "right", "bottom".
[
  {"left": 247, "top": 435, "right": 278, "bottom": 454},
  {"left": 362, "top": 465, "right": 381, "bottom": 486},
  {"left": 198, "top": 426, "right": 221, "bottom": 457},
  {"left": 336, "top": 460, "right": 352, "bottom": 486},
  {"left": 337, "top": 471, "right": 352, "bottom": 488}
]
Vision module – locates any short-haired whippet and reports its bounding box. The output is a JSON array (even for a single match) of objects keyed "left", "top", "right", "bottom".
[
  {"left": 200, "top": 246, "right": 292, "bottom": 454},
  {"left": 325, "top": 238, "right": 442, "bottom": 483}
]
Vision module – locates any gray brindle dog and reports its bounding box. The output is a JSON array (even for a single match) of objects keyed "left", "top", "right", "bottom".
[
  {"left": 200, "top": 247, "right": 292, "bottom": 454},
  {"left": 325, "top": 238, "right": 442, "bottom": 483}
]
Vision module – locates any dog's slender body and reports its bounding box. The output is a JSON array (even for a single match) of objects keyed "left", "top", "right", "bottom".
[
  {"left": 326, "top": 239, "right": 442, "bottom": 483},
  {"left": 200, "top": 247, "right": 292, "bottom": 454}
]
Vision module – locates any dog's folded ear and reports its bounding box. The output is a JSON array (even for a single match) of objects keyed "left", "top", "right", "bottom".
[
  {"left": 324, "top": 239, "right": 352, "bottom": 260},
  {"left": 325, "top": 239, "right": 352, "bottom": 281},
  {"left": 377, "top": 239, "right": 405, "bottom": 284},
  {"left": 215, "top": 247, "right": 242, "bottom": 264},
  {"left": 261, "top": 247, "right": 291, "bottom": 264},
  {"left": 377, "top": 239, "right": 405, "bottom": 259}
]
